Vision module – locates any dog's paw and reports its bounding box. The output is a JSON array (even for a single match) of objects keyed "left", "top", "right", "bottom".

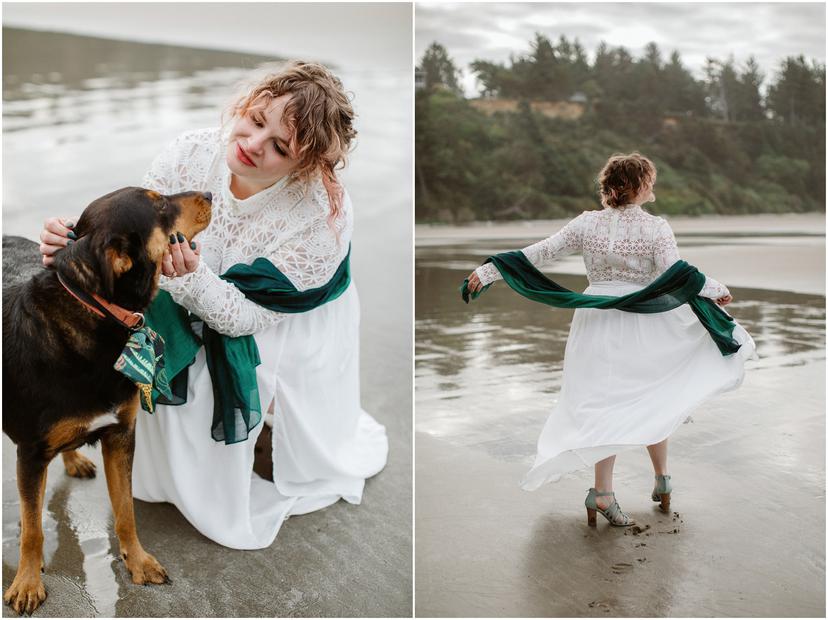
[
  {"left": 63, "top": 451, "right": 97, "bottom": 478},
  {"left": 123, "top": 551, "right": 170, "bottom": 586},
  {"left": 4, "top": 573, "right": 47, "bottom": 615}
]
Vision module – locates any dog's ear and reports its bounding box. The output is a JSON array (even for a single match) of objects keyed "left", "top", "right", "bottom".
[
  {"left": 105, "top": 245, "right": 133, "bottom": 277},
  {"left": 96, "top": 235, "right": 133, "bottom": 300},
  {"left": 125, "top": 240, "right": 159, "bottom": 301},
  {"left": 54, "top": 235, "right": 98, "bottom": 294}
]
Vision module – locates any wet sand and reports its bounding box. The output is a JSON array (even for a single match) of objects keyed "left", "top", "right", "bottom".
[
  {"left": 415, "top": 220, "right": 825, "bottom": 617},
  {"left": 416, "top": 362, "right": 825, "bottom": 617}
]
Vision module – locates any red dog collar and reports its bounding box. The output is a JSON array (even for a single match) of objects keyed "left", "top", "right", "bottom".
[{"left": 57, "top": 273, "right": 145, "bottom": 330}]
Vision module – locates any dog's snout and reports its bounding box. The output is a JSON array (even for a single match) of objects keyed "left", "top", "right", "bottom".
[{"left": 203, "top": 191, "right": 212, "bottom": 203}]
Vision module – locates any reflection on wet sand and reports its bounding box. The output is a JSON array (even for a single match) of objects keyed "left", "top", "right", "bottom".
[
  {"left": 417, "top": 246, "right": 825, "bottom": 463},
  {"left": 415, "top": 235, "right": 825, "bottom": 617},
  {"left": 2, "top": 452, "right": 121, "bottom": 617}
]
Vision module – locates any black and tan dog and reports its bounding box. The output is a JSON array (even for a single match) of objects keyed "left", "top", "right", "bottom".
[{"left": 2, "top": 187, "right": 211, "bottom": 614}]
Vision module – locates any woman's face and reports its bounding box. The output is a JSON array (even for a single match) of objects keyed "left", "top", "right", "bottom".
[{"left": 226, "top": 94, "right": 298, "bottom": 191}]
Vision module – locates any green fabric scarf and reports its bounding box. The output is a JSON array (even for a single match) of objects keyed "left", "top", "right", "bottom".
[
  {"left": 144, "top": 247, "right": 351, "bottom": 444},
  {"left": 461, "top": 251, "right": 741, "bottom": 356}
]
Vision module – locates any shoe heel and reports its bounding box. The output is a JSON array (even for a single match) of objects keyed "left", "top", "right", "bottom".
[
  {"left": 659, "top": 492, "right": 671, "bottom": 513},
  {"left": 586, "top": 507, "right": 597, "bottom": 526}
]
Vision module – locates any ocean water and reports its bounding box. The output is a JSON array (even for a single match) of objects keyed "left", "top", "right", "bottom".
[{"left": 2, "top": 27, "right": 411, "bottom": 236}]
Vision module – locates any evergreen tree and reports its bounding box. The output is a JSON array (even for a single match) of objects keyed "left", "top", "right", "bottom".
[
  {"left": 734, "top": 56, "right": 765, "bottom": 121},
  {"left": 418, "top": 42, "right": 463, "bottom": 95},
  {"left": 662, "top": 50, "right": 706, "bottom": 115},
  {"left": 767, "top": 55, "right": 825, "bottom": 125}
]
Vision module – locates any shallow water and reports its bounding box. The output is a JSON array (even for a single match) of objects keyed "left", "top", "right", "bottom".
[
  {"left": 415, "top": 238, "right": 826, "bottom": 464},
  {"left": 2, "top": 27, "right": 410, "bottom": 235}
]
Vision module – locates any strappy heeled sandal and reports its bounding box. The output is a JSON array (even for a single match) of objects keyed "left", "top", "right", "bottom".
[
  {"left": 584, "top": 488, "right": 635, "bottom": 526},
  {"left": 651, "top": 474, "right": 672, "bottom": 512}
]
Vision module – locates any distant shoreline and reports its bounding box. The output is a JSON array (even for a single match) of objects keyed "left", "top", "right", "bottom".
[
  {"left": 416, "top": 212, "right": 826, "bottom": 245},
  {"left": 416, "top": 213, "right": 826, "bottom": 296}
]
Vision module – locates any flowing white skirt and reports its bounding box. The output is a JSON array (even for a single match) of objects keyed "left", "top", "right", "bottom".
[
  {"left": 132, "top": 284, "right": 389, "bottom": 549},
  {"left": 520, "top": 280, "right": 757, "bottom": 491}
]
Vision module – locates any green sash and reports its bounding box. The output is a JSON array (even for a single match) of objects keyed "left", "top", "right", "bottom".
[
  {"left": 145, "top": 247, "right": 351, "bottom": 444},
  {"left": 461, "top": 251, "right": 740, "bottom": 356}
]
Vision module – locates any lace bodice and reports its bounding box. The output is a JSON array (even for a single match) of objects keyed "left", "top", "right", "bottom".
[
  {"left": 144, "top": 127, "right": 352, "bottom": 337},
  {"left": 475, "top": 204, "right": 729, "bottom": 299}
]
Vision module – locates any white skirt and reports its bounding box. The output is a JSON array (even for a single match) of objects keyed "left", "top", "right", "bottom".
[
  {"left": 520, "top": 280, "right": 757, "bottom": 490},
  {"left": 132, "top": 284, "right": 389, "bottom": 549}
]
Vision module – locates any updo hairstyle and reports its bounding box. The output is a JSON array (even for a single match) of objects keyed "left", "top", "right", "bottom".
[{"left": 597, "top": 152, "right": 657, "bottom": 208}]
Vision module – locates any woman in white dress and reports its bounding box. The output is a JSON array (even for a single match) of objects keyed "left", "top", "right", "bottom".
[
  {"left": 39, "top": 61, "right": 388, "bottom": 549},
  {"left": 466, "top": 152, "right": 755, "bottom": 527}
]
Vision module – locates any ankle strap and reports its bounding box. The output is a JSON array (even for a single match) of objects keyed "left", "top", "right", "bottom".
[{"left": 591, "top": 488, "right": 616, "bottom": 497}]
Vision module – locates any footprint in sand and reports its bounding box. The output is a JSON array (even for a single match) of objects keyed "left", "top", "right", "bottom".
[
  {"left": 588, "top": 600, "right": 612, "bottom": 613},
  {"left": 611, "top": 562, "right": 633, "bottom": 574}
]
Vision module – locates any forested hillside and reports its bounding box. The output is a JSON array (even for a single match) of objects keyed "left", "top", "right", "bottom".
[{"left": 416, "top": 36, "right": 825, "bottom": 222}]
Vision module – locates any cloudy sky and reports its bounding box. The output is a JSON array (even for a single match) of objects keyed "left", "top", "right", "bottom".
[
  {"left": 416, "top": 2, "right": 826, "bottom": 96},
  {"left": 3, "top": 2, "right": 412, "bottom": 72}
]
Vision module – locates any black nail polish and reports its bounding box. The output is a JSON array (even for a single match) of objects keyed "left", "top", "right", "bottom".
[
  {"left": 66, "top": 239, "right": 74, "bottom": 245},
  {"left": 67, "top": 231, "right": 77, "bottom": 240},
  {"left": 190, "top": 241, "right": 196, "bottom": 250},
  {"left": 169, "top": 234, "right": 177, "bottom": 244},
  {"left": 177, "top": 232, "right": 185, "bottom": 243}
]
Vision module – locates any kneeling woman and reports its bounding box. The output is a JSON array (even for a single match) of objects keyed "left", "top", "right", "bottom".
[{"left": 41, "top": 62, "right": 388, "bottom": 549}]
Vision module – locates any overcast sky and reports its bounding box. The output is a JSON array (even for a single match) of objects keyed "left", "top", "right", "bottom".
[
  {"left": 3, "top": 2, "right": 412, "bottom": 72},
  {"left": 416, "top": 2, "right": 826, "bottom": 96}
]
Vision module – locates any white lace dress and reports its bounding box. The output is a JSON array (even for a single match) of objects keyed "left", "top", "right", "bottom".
[
  {"left": 474, "top": 203, "right": 757, "bottom": 489},
  {"left": 131, "top": 127, "right": 388, "bottom": 549}
]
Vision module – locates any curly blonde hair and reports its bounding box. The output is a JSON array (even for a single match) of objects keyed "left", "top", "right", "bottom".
[
  {"left": 228, "top": 61, "right": 357, "bottom": 226},
  {"left": 598, "top": 152, "right": 657, "bottom": 208}
]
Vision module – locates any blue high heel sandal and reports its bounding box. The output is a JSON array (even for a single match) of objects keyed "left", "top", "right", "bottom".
[
  {"left": 652, "top": 474, "right": 672, "bottom": 512},
  {"left": 584, "top": 488, "right": 635, "bottom": 526}
]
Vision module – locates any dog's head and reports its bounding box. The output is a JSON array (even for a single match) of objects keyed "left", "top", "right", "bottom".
[{"left": 54, "top": 187, "right": 213, "bottom": 310}]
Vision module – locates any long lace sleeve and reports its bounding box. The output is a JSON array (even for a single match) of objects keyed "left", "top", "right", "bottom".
[
  {"left": 161, "top": 195, "right": 352, "bottom": 338},
  {"left": 159, "top": 261, "right": 287, "bottom": 337},
  {"left": 653, "top": 218, "right": 729, "bottom": 299},
  {"left": 475, "top": 213, "right": 585, "bottom": 286}
]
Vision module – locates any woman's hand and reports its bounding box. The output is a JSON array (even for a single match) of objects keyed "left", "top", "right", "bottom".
[
  {"left": 716, "top": 294, "right": 733, "bottom": 306},
  {"left": 467, "top": 270, "right": 483, "bottom": 294},
  {"left": 39, "top": 216, "right": 77, "bottom": 267},
  {"left": 163, "top": 232, "right": 201, "bottom": 278}
]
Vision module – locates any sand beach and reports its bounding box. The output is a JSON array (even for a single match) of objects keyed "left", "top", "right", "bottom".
[{"left": 415, "top": 213, "right": 825, "bottom": 617}]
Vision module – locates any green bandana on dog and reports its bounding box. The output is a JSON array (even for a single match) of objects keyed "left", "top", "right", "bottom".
[{"left": 114, "top": 326, "right": 173, "bottom": 412}]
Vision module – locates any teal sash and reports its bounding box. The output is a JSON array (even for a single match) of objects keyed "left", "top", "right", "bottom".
[
  {"left": 145, "top": 247, "right": 351, "bottom": 444},
  {"left": 461, "top": 251, "right": 740, "bottom": 356}
]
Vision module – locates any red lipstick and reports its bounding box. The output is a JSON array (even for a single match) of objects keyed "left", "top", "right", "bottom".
[{"left": 236, "top": 143, "right": 256, "bottom": 167}]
